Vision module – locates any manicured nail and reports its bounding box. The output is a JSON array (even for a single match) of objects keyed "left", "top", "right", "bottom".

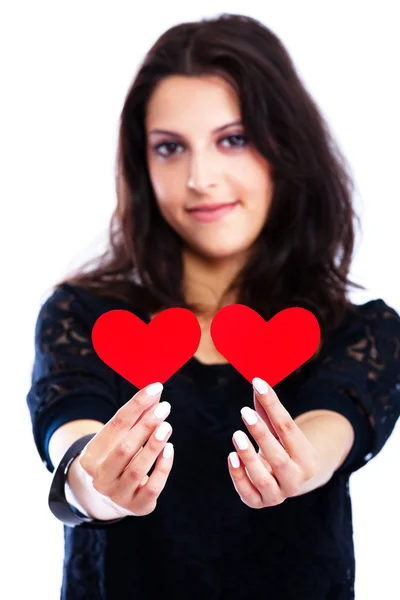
[
  {"left": 155, "top": 421, "right": 172, "bottom": 441},
  {"left": 146, "top": 382, "right": 163, "bottom": 396},
  {"left": 153, "top": 401, "right": 171, "bottom": 418},
  {"left": 163, "top": 442, "right": 174, "bottom": 459},
  {"left": 252, "top": 377, "right": 269, "bottom": 395},
  {"left": 241, "top": 406, "right": 258, "bottom": 425},
  {"left": 233, "top": 430, "right": 248, "bottom": 450},
  {"left": 229, "top": 452, "right": 240, "bottom": 468}
]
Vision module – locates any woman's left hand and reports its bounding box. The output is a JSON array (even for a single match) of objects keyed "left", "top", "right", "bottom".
[{"left": 228, "top": 377, "right": 321, "bottom": 509}]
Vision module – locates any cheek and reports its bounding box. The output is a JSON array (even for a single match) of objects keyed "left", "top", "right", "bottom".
[
  {"left": 155, "top": 195, "right": 186, "bottom": 231},
  {"left": 252, "top": 175, "right": 274, "bottom": 221},
  {"left": 233, "top": 162, "right": 273, "bottom": 204},
  {"left": 247, "top": 189, "right": 271, "bottom": 224},
  {"left": 149, "top": 174, "right": 169, "bottom": 201},
  {"left": 148, "top": 159, "right": 175, "bottom": 197},
  {"left": 148, "top": 171, "right": 178, "bottom": 209},
  {"left": 150, "top": 168, "right": 185, "bottom": 211}
]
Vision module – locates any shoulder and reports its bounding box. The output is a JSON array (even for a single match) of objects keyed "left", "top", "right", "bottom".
[
  {"left": 38, "top": 283, "right": 136, "bottom": 323},
  {"left": 304, "top": 298, "right": 400, "bottom": 403},
  {"left": 353, "top": 298, "right": 400, "bottom": 379},
  {"left": 297, "top": 297, "right": 400, "bottom": 388},
  {"left": 356, "top": 297, "right": 400, "bottom": 335},
  {"left": 354, "top": 297, "right": 400, "bottom": 325},
  {"left": 322, "top": 298, "right": 400, "bottom": 356}
]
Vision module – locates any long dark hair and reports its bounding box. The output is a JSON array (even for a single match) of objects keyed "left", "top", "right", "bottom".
[{"left": 54, "top": 12, "right": 366, "bottom": 339}]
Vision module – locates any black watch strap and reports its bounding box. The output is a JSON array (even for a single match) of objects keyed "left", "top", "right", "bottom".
[{"left": 48, "top": 433, "right": 125, "bottom": 528}]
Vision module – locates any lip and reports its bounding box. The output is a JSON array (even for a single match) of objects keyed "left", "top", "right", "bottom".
[{"left": 186, "top": 200, "right": 240, "bottom": 223}]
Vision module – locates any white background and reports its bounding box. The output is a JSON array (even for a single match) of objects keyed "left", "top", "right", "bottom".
[{"left": 1, "top": 1, "right": 399, "bottom": 598}]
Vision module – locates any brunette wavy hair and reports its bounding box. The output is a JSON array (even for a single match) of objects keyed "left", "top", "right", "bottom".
[{"left": 54, "top": 12, "right": 366, "bottom": 339}]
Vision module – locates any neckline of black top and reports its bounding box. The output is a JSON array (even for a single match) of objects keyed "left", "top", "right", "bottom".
[{"left": 138, "top": 309, "right": 238, "bottom": 386}]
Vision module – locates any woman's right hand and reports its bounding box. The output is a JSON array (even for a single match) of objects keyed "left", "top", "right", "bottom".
[{"left": 77, "top": 381, "right": 174, "bottom": 517}]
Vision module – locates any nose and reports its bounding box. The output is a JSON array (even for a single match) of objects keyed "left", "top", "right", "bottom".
[{"left": 187, "top": 152, "right": 218, "bottom": 193}]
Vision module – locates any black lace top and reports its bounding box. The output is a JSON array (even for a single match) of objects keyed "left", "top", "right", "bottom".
[{"left": 26, "top": 283, "right": 400, "bottom": 600}]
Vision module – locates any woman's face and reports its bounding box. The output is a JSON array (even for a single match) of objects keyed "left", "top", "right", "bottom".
[{"left": 145, "top": 75, "right": 274, "bottom": 261}]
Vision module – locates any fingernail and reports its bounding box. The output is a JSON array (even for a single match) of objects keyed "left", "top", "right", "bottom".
[
  {"left": 229, "top": 452, "right": 240, "bottom": 468},
  {"left": 163, "top": 442, "right": 174, "bottom": 459},
  {"left": 153, "top": 401, "right": 171, "bottom": 419},
  {"left": 155, "top": 421, "right": 172, "bottom": 441},
  {"left": 233, "top": 430, "right": 248, "bottom": 450},
  {"left": 146, "top": 382, "right": 163, "bottom": 397},
  {"left": 252, "top": 377, "right": 268, "bottom": 395},
  {"left": 241, "top": 406, "right": 258, "bottom": 425}
]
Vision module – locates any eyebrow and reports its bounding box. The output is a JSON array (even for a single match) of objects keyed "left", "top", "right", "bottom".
[{"left": 148, "top": 120, "right": 243, "bottom": 137}]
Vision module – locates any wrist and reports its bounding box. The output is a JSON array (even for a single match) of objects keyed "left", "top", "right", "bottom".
[{"left": 66, "top": 456, "right": 124, "bottom": 521}]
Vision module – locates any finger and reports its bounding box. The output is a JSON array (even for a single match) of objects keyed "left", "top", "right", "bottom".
[
  {"left": 241, "top": 409, "right": 302, "bottom": 497},
  {"left": 241, "top": 406, "right": 298, "bottom": 472},
  {"left": 253, "top": 395, "right": 280, "bottom": 441},
  {"left": 227, "top": 452, "right": 263, "bottom": 509},
  {"left": 111, "top": 424, "right": 174, "bottom": 512},
  {"left": 252, "top": 377, "right": 316, "bottom": 468},
  {"left": 133, "top": 443, "right": 175, "bottom": 514},
  {"left": 103, "top": 443, "right": 175, "bottom": 518},
  {"left": 118, "top": 420, "right": 173, "bottom": 488},
  {"left": 82, "top": 382, "right": 164, "bottom": 466},
  {"left": 232, "top": 430, "right": 284, "bottom": 506},
  {"left": 93, "top": 401, "right": 171, "bottom": 490}
]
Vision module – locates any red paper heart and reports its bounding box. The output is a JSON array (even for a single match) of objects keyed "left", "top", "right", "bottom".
[
  {"left": 91, "top": 308, "right": 201, "bottom": 389},
  {"left": 210, "top": 304, "right": 320, "bottom": 387}
]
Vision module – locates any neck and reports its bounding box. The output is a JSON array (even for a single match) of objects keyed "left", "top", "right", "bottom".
[{"left": 182, "top": 248, "right": 248, "bottom": 321}]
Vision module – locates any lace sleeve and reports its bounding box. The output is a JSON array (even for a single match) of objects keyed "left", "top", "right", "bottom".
[
  {"left": 286, "top": 299, "right": 400, "bottom": 476},
  {"left": 26, "top": 285, "right": 120, "bottom": 473}
]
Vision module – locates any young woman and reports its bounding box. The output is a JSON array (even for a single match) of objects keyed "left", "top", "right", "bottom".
[{"left": 26, "top": 13, "right": 400, "bottom": 600}]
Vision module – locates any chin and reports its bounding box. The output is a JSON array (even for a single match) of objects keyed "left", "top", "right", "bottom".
[{"left": 191, "top": 240, "right": 253, "bottom": 260}]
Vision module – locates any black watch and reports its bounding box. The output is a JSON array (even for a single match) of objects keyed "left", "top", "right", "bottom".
[{"left": 48, "top": 433, "right": 125, "bottom": 528}]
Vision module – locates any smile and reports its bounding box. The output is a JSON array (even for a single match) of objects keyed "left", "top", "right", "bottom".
[{"left": 186, "top": 200, "right": 240, "bottom": 223}]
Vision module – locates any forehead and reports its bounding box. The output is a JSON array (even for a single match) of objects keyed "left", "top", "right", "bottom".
[{"left": 145, "top": 75, "right": 240, "bottom": 132}]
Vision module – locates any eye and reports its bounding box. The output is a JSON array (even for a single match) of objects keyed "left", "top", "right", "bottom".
[
  {"left": 152, "top": 133, "right": 248, "bottom": 158},
  {"left": 153, "top": 141, "right": 184, "bottom": 158},
  {"left": 220, "top": 134, "right": 248, "bottom": 149}
]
